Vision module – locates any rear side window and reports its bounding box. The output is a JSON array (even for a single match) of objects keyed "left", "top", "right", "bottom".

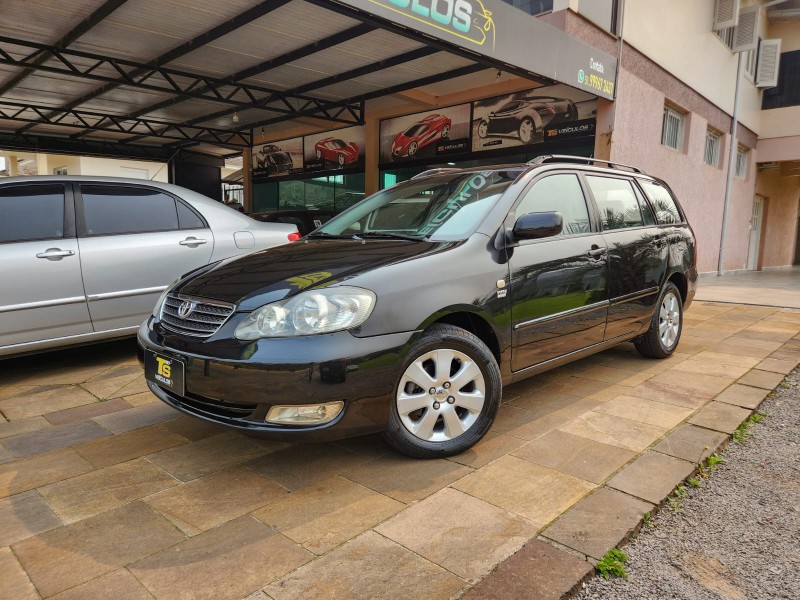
[
  {"left": 81, "top": 185, "right": 179, "bottom": 235},
  {"left": 586, "top": 176, "right": 643, "bottom": 231},
  {"left": 639, "top": 180, "right": 683, "bottom": 224},
  {"left": 516, "top": 174, "right": 590, "bottom": 236},
  {"left": 0, "top": 184, "right": 64, "bottom": 243},
  {"left": 176, "top": 201, "right": 206, "bottom": 229}
]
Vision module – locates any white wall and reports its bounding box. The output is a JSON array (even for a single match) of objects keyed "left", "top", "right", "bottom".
[
  {"left": 78, "top": 156, "right": 168, "bottom": 181},
  {"left": 622, "top": 0, "right": 764, "bottom": 133}
]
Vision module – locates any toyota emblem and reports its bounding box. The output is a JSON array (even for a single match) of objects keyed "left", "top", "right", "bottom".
[{"left": 177, "top": 300, "right": 197, "bottom": 319}]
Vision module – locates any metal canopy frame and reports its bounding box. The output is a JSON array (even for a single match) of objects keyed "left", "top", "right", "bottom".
[{"left": 0, "top": 0, "right": 553, "bottom": 161}]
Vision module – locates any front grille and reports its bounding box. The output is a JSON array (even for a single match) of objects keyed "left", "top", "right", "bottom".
[
  {"left": 160, "top": 293, "right": 233, "bottom": 339},
  {"left": 179, "top": 393, "right": 258, "bottom": 420}
]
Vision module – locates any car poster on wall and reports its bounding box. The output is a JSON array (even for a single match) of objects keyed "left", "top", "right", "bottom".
[
  {"left": 252, "top": 137, "right": 304, "bottom": 178},
  {"left": 471, "top": 84, "right": 597, "bottom": 153},
  {"left": 304, "top": 125, "right": 365, "bottom": 173},
  {"left": 379, "top": 103, "right": 471, "bottom": 164}
]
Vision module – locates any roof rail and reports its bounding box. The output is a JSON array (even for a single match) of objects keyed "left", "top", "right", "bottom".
[
  {"left": 526, "top": 155, "right": 644, "bottom": 174},
  {"left": 411, "top": 168, "right": 462, "bottom": 180}
]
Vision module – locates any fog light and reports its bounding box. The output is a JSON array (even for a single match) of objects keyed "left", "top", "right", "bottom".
[{"left": 265, "top": 401, "right": 344, "bottom": 425}]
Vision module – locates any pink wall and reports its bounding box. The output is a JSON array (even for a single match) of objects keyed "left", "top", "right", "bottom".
[
  {"left": 604, "top": 69, "right": 758, "bottom": 273},
  {"left": 755, "top": 168, "right": 800, "bottom": 268}
]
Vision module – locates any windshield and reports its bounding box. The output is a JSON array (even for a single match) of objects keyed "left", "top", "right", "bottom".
[
  {"left": 330, "top": 139, "right": 347, "bottom": 149},
  {"left": 270, "top": 153, "right": 292, "bottom": 165},
  {"left": 316, "top": 170, "right": 517, "bottom": 241},
  {"left": 403, "top": 124, "right": 428, "bottom": 137}
]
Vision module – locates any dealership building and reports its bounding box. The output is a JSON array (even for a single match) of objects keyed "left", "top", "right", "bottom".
[{"left": 1, "top": 0, "right": 798, "bottom": 274}]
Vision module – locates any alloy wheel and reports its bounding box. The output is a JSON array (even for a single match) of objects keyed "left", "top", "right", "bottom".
[
  {"left": 396, "top": 348, "right": 485, "bottom": 442},
  {"left": 659, "top": 291, "right": 681, "bottom": 349},
  {"left": 519, "top": 119, "right": 534, "bottom": 143}
]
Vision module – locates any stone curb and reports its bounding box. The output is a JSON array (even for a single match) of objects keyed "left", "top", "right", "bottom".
[{"left": 459, "top": 365, "right": 789, "bottom": 600}]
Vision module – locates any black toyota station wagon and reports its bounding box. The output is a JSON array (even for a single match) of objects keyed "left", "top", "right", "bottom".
[{"left": 139, "top": 155, "right": 697, "bottom": 459}]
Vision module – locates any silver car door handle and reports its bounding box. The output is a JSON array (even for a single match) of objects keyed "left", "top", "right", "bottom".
[
  {"left": 587, "top": 246, "right": 607, "bottom": 257},
  {"left": 179, "top": 237, "right": 207, "bottom": 246},
  {"left": 36, "top": 248, "right": 75, "bottom": 259}
]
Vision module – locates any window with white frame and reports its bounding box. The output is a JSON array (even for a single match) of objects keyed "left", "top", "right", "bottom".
[
  {"left": 704, "top": 129, "right": 722, "bottom": 167},
  {"left": 744, "top": 39, "right": 759, "bottom": 81},
  {"left": 715, "top": 27, "right": 735, "bottom": 50},
  {"left": 735, "top": 145, "right": 749, "bottom": 179},
  {"left": 661, "top": 105, "right": 686, "bottom": 151}
]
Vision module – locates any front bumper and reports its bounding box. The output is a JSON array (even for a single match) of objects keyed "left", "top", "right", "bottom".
[{"left": 137, "top": 319, "right": 416, "bottom": 441}]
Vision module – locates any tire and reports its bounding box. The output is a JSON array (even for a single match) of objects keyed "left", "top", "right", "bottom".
[
  {"left": 477, "top": 120, "right": 489, "bottom": 138},
  {"left": 518, "top": 117, "right": 534, "bottom": 143},
  {"left": 634, "top": 282, "right": 683, "bottom": 359},
  {"left": 384, "top": 324, "right": 501, "bottom": 459},
  {"left": 408, "top": 141, "right": 418, "bottom": 157},
  {"left": 338, "top": 153, "right": 345, "bottom": 167},
  {"left": 315, "top": 149, "right": 322, "bottom": 160},
  {"left": 441, "top": 124, "right": 450, "bottom": 139}
]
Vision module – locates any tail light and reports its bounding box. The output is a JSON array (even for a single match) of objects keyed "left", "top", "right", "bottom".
[{"left": 288, "top": 232, "right": 302, "bottom": 242}]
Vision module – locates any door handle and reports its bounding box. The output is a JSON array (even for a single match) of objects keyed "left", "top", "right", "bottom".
[
  {"left": 36, "top": 248, "right": 75, "bottom": 260},
  {"left": 179, "top": 237, "right": 207, "bottom": 246},
  {"left": 587, "top": 246, "right": 607, "bottom": 257}
]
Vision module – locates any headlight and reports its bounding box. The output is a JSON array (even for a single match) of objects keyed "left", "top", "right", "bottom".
[
  {"left": 234, "top": 286, "right": 376, "bottom": 339},
  {"left": 151, "top": 278, "right": 180, "bottom": 319}
]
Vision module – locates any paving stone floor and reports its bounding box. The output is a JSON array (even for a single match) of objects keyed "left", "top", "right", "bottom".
[{"left": 1, "top": 301, "right": 798, "bottom": 600}]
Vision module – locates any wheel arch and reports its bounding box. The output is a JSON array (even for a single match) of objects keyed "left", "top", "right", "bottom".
[
  {"left": 667, "top": 270, "right": 688, "bottom": 303},
  {"left": 418, "top": 308, "right": 502, "bottom": 365}
]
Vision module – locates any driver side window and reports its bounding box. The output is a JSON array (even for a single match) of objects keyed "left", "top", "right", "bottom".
[{"left": 516, "top": 174, "right": 590, "bottom": 236}]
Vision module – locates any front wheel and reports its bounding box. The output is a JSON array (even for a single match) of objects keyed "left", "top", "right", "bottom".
[
  {"left": 384, "top": 324, "right": 501, "bottom": 459},
  {"left": 477, "top": 120, "right": 489, "bottom": 138},
  {"left": 634, "top": 282, "right": 683, "bottom": 358},
  {"left": 518, "top": 117, "right": 534, "bottom": 143}
]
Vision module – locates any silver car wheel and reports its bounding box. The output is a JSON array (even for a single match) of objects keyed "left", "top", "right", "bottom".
[
  {"left": 478, "top": 120, "right": 488, "bottom": 138},
  {"left": 396, "top": 348, "right": 485, "bottom": 443},
  {"left": 659, "top": 291, "right": 681, "bottom": 349},
  {"left": 441, "top": 124, "right": 450, "bottom": 139},
  {"left": 519, "top": 119, "right": 534, "bottom": 143}
]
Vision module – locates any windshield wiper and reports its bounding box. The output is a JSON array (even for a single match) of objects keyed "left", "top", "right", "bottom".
[
  {"left": 306, "top": 231, "right": 351, "bottom": 239},
  {"left": 357, "top": 232, "right": 426, "bottom": 241}
]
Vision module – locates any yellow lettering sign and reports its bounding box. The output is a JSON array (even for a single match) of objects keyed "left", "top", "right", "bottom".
[{"left": 156, "top": 357, "right": 171, "bottom": 378}]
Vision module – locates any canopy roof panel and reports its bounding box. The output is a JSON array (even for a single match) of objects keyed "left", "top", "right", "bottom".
[{"left": 0, "top": 0, "right": 613, "bottom": 160}]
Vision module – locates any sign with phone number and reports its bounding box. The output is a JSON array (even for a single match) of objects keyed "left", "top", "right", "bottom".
[{"left": 577, "top": 69, "right": 614, "bottom": 96}]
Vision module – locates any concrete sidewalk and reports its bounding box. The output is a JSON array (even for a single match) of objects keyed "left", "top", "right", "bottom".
[
  {"left": 695, "top": 267, "right": 800, "bottom": 308},
  {"left": 1, "top": 302, "right": 799, "bottom": 600}
]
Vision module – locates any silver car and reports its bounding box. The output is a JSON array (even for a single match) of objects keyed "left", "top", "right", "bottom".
[{"left": 0, "top": 176, "right": 298, "bottom": 357}]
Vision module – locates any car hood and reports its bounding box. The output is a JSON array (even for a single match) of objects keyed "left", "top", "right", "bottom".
[{"left": 175, "top": 238, "right": 452, "bottom": 311}]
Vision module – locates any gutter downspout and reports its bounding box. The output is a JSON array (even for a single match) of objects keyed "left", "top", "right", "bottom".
[{"left": 717, "top": 51, "right": 744, "bottom": 276}]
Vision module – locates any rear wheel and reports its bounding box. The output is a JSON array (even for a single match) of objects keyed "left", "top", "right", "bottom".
[
  {"left": 518, "top": 118, "right": 534, "bottom": 143},
  {"left": 441, "top": 124, "right": 450, "bottom": 139},
  {"left": 634, "top": 282, "right": 683, "bottom": 358},
  {"left": 384, "top": 324, "right": 501, "bottom": 459}
]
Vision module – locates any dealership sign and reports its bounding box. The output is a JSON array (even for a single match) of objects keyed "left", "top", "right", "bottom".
[{"left": 336, "top": 0, "right": 617, "bottom": 100}]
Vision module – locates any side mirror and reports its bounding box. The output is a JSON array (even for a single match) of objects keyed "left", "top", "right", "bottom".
[{"left": 513, "top": 212, "right": 563, "bottom": 240}]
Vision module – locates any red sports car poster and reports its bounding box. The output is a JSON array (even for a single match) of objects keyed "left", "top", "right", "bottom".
[
  {"left": 304, "top": 125, "right": 365, "bottom": 173},
  {"left": 471, "top": 83, "right": 597, "bottom": 153},
  {"left": 252, "top": 136, "right": 303, "bottom": 178},
  {"left": 379, "top": 104, "right": 471, "bottom": 164}
]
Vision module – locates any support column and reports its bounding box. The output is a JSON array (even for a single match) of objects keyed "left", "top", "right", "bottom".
[{"left": 242, "top": 146, "right": 254, "bottom": 213}]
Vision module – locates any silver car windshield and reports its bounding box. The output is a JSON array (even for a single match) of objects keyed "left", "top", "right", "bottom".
[{"left": 315, "top": 171, "right": 517, "bottom": 241}]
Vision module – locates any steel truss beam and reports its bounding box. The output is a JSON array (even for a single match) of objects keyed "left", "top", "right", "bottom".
[
  {"left": 0, "top": 100, "right": 251, "bottom": 147},
  {"left": 84, "top": 22, "right": 378, "bottom": 145},
  {"left": 0, "top": 132, "right": 177, "bottom": 161},
  {"left": 172, "top": 62, "right": 484, "bottom": 151},
  {"left": 0, "top": 0, "right": 130, "bottom": 97},
  {"left": 0, "top": 36, "right": 363, "bottom": 129},
  {"left": 8, "top": 0, "right": 295, "bottom": 136},
  {"left": 125, "top": 45, "right": 437, "bottom": 145}
]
